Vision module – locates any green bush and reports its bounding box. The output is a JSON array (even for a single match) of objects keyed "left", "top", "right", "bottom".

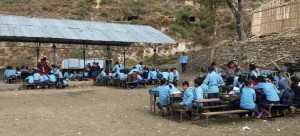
[
  {"left": 3, "top": 0, "right": 20, "bottom": 4},
  {"left": 100, "top": 10, "right": 110, "bottom": 17}
]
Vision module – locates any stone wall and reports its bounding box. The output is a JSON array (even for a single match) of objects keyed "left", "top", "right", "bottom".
[{"left": 189, "top": 36, "right": 300, "bottom": 71}]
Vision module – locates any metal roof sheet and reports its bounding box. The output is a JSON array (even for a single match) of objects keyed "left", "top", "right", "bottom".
[{"left": 0, "top": 15, "right": 176, "bottom": 45}]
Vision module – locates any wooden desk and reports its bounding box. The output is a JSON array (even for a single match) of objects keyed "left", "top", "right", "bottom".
[{"left": 193, "top": 98, "right": 220, "bottom": 103}]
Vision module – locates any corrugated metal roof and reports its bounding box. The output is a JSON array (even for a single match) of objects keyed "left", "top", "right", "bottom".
[{"left": 0, "top": 15, "right": 176, "bottom": 45}]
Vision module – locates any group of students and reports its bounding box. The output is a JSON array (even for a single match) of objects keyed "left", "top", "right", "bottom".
[
  {"left": 97, "top": 61, "right": 181, "bottom": 88},
  {"left": 63, "top": 70, "right": 89, "bottom": 81},
  {"left": 24, "top": 65, "right": 69, "bottom": 89},
  {"left": 155, "top": 61, "right": 300, "bottom": 119}
]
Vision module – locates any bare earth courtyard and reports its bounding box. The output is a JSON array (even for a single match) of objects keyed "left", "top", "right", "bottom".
[{"left": 0, "top": 83, "right": 299, "bottom": 136}]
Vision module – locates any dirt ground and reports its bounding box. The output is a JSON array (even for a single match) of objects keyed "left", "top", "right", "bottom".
[{"left": 0, "top": 83, "right": 300, "bottom": 136}]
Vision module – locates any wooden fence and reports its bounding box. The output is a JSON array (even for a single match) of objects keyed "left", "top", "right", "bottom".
[{"left": 251, "top": 0, "right": 300, "bottom": 36}]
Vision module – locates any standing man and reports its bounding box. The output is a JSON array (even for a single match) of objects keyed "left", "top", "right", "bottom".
[{"left": 180, "top": 52, "right": 188, "bottom": 73}]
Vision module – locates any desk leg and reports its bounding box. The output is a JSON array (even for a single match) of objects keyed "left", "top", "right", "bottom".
[
  {"left": 154, "top": 95, "right": 156, "bottom": 114},
  {"left": 150, "top": 94, "right": 153, "bottom": 113}
]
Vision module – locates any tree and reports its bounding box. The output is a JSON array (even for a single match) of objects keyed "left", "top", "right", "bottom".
[
  {"left": 226, "top": 0, "right": 246, "bottom": 41},
  {"left": 199, "top": 0, "right": 247, "bottom": 41}
]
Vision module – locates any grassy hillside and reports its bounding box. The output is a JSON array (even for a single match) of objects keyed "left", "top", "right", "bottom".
[{"left": 0, "top": 0, "right": 269, "bottom": 67}]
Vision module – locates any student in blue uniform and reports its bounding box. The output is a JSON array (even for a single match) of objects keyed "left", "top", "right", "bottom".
[
  {"left": 162, "top": 69, "right": 169, "bottom": 80},
  {"left": 49, "top": 72, "right": 57, "bottom": 83},
  {"left": 39, "top": 74, "right": 45, "bottom": 88},
  {"left": 57, "top": 69, "right": 64, "bottom": 83},
  {"left": 77, "top": 71, "right": 83, "bottom": 81},
  {"left": 254, "top": 77, "right": 280, "bottom": 104},
  {"left": 275, "top": 70, "right": 285, "bottom": 84},
  {"left": 168, "top": 68, "right": 175, "bottom": 83},
  {"left": 63, "top": 71, "right": 70, "bottom": 79},
  {"left": 169, "top": 82, "right": 181, "bottom": 97},
  {"left": 62, "top": 78, "right": 69, "bottom": 88},
  {"left": 193, "top": 77, "right": 204, "bottom": 108},
  {"left": 249, "top": 64, "right": 259, "bottom": 78},
  {"left": 117, "top": 69, "right": 127, "bottom": 81},
  {"left": 43, "top": 74, "right": 50, "bottom": 86},
  {"left": 25, "top": 74, "right": 34, "bottom": 84},
  {"left": 128, "top": 66, "right": 138, "bottom": 75},
  {"left": 135, "top": 62, "right": 143, "bottom": 73},
  {"left": 203, "top": 67, "right": 224, "bottom": 105},
  {"left": 4, "top": 66, "right": 10, "bottom": 78},
  {"left": 150, "top": 68, "right": 158, "bottom": 84},
  {"left": 112, "top": 61, "right": 124, "bottom": 74},
  {"left": 172, "top": 81, "right": 194, "bottom": 111},
  {"left": 211, "top": 62, "right": 220, "bottom": 74},
  {"left": 173, "top": 68, "right": 179, "bottom": 82},
  {"left": 83, "top": 70, "right": 89, "bottom": 78},
  {"left": 240, "top": 80, "right": 263, "bottom": 119},
  {"left": 156, "top": 79, "right": 171, "bottom": 116},
  {"left": 180, "top": 52, "right": 188, "bottom": 73},
  {"left": 33, "top": 71, "right": 41, "bottom": 86}
]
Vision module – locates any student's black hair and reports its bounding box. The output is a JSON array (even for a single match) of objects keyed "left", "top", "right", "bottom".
[
  {"left": 182, "top": 81, "right": 189, "bottom": 86},
  {"left": 277, "top": 70, "right": 284, "bottom": 75},
  {"left": 249, "top": 75, "right": 257, "bottom": 81},
  {"left": 194, "top": 77, "right": 203, "bottom": 86},
  {"left": 238, "top": 75, "right": 246, "bottom": 83},
  {"left": 211, "top": 62, "right": 217, "bottom": 66},
  {"left": 115, "top": 61, "right": 119, "bottom": 64},
  {"left": 267, "top": 75, "right": 275, "bottom": 81},
  {"left": 240, "top": 80, "right": 254, "bottom": 94},
  {"left": 173, "top": 67, "right": 177, "bottom": 70},
  {"left": 160, "top": 78, "right": 167, "bottom": 85},
  {"left": 170, "top": 68, "right": 174, "bottom": 72},
  {"left": 249, "top": 64, "right": 256, "bottom": 71},
  {"left": 139, "top": 62, "right": 143, "bottom": 65},
  {"left": 256, "top": 76, "right": 266, "bottom": 82},
  {"left": 209, "top": 66, "right": 215, "bottom": 72},
  {"left": 227, "top": 61, "right": 235, "bottom": 67},
  {"left": 173, "top": 82, "right": 178, "bottom": 87}
]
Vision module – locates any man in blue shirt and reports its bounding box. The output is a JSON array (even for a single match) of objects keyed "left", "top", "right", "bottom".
[
  {"left": 173, "top": 68, "right": 179, "bottom": 82},
  {"left": 156, "top": 79, "right": 171, "bottom": 116},
  {"left": 180, "top": 52, "right": 188, "bottom": 73}
]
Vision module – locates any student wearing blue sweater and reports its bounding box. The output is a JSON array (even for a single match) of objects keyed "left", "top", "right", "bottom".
[
  {"left": 156, "top": 79, "right": 171, "bottom": 115},
  {"left": 112, "top": 61, "right": 124, "bottom": 74},
  {"left": 193, "top": 77, "right": 204, "bottom": 108},
  {"left": 168, "top": 68, "right": 175, "bottom": 83},
  {"left": 254, "top": 79, "right": 280, "bottom": 104},
  {"left": 240, "top": 80, "right": 263, "bottom": 119},
  {"left": 173, "top": 68, "right": 179, "bottom": 82},
  {"left": 203, "top": 67, "right": 224, "bottom": 105},
  {"left": 249, "top": 64, "right": 259, "bottom": 78},
  {"left": 162, "top": 69, "right": 169, "bottom": 80},
  {"left": 172, "top": 81, "right": 194, "bottom": 110}
]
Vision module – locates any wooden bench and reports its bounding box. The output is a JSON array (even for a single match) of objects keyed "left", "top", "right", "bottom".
[
  {"left": 263, "top": 104, "right": 290, "bottom": 117},
  {"left": 201, "top": 109, "right": 250, "bottom": 119},
  {"left": 6, "top": 78, "right": 16, "bottom": 84},
  {"left": 82, "top": 78, "right": 89, "bottom": 81},
  {"left": 23, "top": 82, "right": 35, "bottom": 90},
  {"left": 172, "top": 109, "right": 193, "bottom": 123}
]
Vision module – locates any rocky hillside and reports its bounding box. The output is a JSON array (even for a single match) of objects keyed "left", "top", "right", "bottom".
[{"left": 0, "top": 0, "right": 271, "bottom": 68}]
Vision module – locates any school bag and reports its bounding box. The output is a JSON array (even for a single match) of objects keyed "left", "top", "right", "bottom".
[{"left": 281, "top": 88, "right": 295, "bottom": 106}]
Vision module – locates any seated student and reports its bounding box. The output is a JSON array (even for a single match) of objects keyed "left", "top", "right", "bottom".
[
  {"left": 275, "top": 70, "right": 285, "bottom": 84},
  {"left": 83, "top": 70, "right": 89, "bottom": 78},
  {"left": 172, "top": 81, "right": 194, "bottom": 111},
  {"left": 240, "top": 80, "right": 263, "bottom": 119},
  {"left": 69, "top": 72, "right": 75, "bottom": 81},
  {"left": 39, "top": 74, "right": 45, "bottom": 88},
  {"left": 135, "top": 62, "right": 143, "bottom": 73},
  {"left": 150, "top": 68, "right": 158, "bottom": 84},
  {"left": 232, "top": 76, "right": 246, "bottom": 96},
  {"left": 193, "top": 77, "right": 205, "bottom": 108},
  {"left": 25, "top": 74, "right": 34, "bottom": 84},
  {"left": 156, "top": 68, "right": 163, "bottom": 80},
  {"left": 200, "top": 75, "right": 208, "bottom": 94},
  {"left": 33, "top": 71, "right": 41, "bottom": 86},
  {"left": 254, "top": 76, "right": 280, "bottom": 104},
  {"left": 117, "top": 70, "right": 127, "bottom": 81},
  {"left": 57, "top": 69, "right": 64, "bottom": 83},
  {"left": 173, "top": 68, "right": 179, "bottom": 82},
  {"left": 142, "top": 67, "right": 150, "bottom": 80},
  {"left": 49, "top": 73, "right": 57, "bottom": 83},
  {"left": 291, "top": 77, "right": 300, "bottom": 105},
  {"left": 162, "top": 69, "right": 169, "bottom": 80},
  {"left": 112, "top": 61, "right": 124, "bottom": 74},
  {"left": 62, "top": 78, "right": 69, "bottom": 88},
  {"left": 63, "top": 71, "right": 70, "bottom": 79},
  {"left": 169, "top": 82, "right": 181, "bottom": 97},
  {"left": 156, "top": 79, "right": 171, "bottom": 116},
  {"left": 99, "top": 68, "right": 107, "bottom": 78},
  {"left": 128, "top": 66, "right": 138, "bottom": 75},
  {"left": 77, "top": 71, "right": 84, "bottom": 81},
  {"left": 43, "top": 74, "right": 50, "bottom": 86},
  {"left": 249, "top": 64, "right": 259, "bottom": 78},
  {"left": 203, "top": 67, "right": 225, "bottom": 105},
  {"left": 4, "top": 66, "right": 10, "bottom": 78},
  {"left": 168, "top": 68, "right": 175, "bottom": 84}
]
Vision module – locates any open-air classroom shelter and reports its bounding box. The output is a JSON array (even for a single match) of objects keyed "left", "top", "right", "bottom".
[{"left": 0, "top": 14, "right": 176, "bottom": 69}]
